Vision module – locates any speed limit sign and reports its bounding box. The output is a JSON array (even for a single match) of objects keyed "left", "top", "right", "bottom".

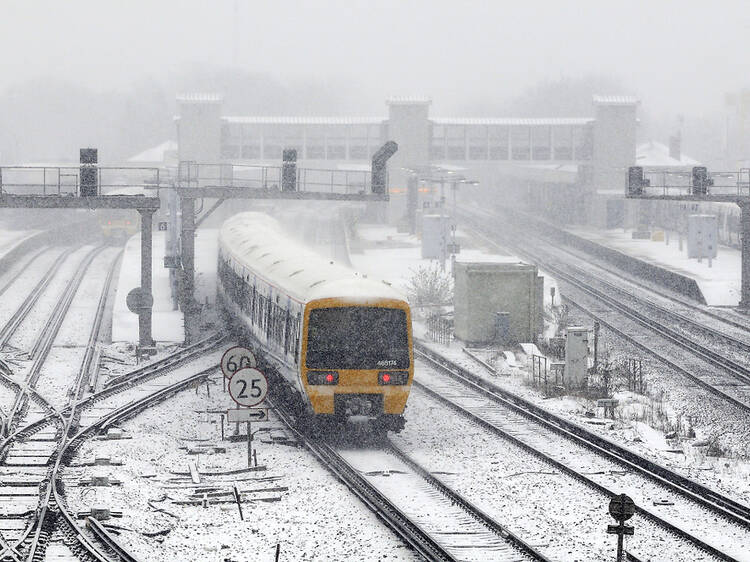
[
  {"left": 229, "top": 368, "right": 268, "bottom": 407},
  {"left": 221, "top": 346, "right": 257, "bottom": 380}
]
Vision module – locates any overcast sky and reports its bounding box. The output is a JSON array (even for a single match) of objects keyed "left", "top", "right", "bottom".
[{"left": 1, "top": 0, "right": 748, "bottom": 116}]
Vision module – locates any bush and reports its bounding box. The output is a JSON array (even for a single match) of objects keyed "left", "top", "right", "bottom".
[{"left": 406, "top": 263, "right": 453, "bottom": 309}]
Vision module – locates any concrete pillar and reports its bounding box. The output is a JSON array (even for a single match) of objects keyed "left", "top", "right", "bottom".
[
  {"left": 740, "top": 200, "right": 750, "bottom": 309},
  {"left": 138, "top": 209, "right": 154, "bottom": 348}
]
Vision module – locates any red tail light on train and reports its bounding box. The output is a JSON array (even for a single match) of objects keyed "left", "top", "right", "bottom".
[
  {"left": 307, "top": 371, "right": 339, "bottom": 385},
  {"left": 378, "top": 372, "right": 408, "bottom": 385}
]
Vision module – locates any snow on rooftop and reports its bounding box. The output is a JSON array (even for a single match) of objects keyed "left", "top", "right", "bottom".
[
  {"left": 432, "top": 117, "right": 593, "bottom": 126},
  {"left": 592, "top": 95, "right": 640, "bottom": 105},
  {"left": 636, "top": 141, "right": 701, "bottom": 167},
  {"left": 176, "top": 93, "right": 224, "bottom": 103},
  {"left": 386, "top": 95, "right": 432, "bottom": 105},
  {"left": 223, "top": 116, "right": 384, "bottom": 125}
]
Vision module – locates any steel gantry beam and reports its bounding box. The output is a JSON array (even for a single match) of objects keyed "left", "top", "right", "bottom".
[
  {"left": 0, "top": 193, "right": 161, "bottom": 350},
  {"left": 172, "top": 143, "right": 397, "bottom": 343}
]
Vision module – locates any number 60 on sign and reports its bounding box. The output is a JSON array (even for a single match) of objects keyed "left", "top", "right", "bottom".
[{"left": 229, "top": 368, "right": 268, "bottom": 407}]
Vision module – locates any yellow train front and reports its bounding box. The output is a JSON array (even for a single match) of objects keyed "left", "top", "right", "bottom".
[
  {"left": 301, "top": 294, "right": 413, "bottom": 430},
  {"left": 97, "top": 187, "right": 143, "bottom": 240},
  {"left": 217, "top": 212, "right": 413, "bottom": 433}
]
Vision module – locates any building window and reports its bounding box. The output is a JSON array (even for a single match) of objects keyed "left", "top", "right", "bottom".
[
  {"left": 307, "top": 145, "right": 325, "bottom": 159},
  {"left": 264, "top": 143, "right": 282, "bottom": 160},
  {"left": 349, "top": 145, "right": 368, "bottom": 159},
  {"left": 531, "top": 126, "right": 551, "bottom": 160},
  {"left": 327, "top": 144, "right": 345, "bottom": 159},
  {"left": 221, "top": 144, "right": 240, "bottom": 159},
  {"left": 467, "top": 125, "right": 487, "bottom": 160},
  {"left": 573, "top": 125, "right": 593, "bottom": 160},
  {"left": 242, "top": 145, "right": 260, "bottom": 159},
  {"left": 511, "top": 126, "right": 530, "bottom": 160},
  {"left": 488, "top": 126, "right": 508, "bottom": 160}
]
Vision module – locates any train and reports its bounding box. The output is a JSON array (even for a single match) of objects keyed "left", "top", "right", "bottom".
[
  {"left": 217, "top": 212, "right": 413, "bottom": 433},
  {"left": 97, "top": 186, "right": 144, "bottom": 239}
]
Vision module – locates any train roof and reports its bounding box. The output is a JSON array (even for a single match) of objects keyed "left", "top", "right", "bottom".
[{"left": 219, "top": 212, "right": 406, "bottom": 304}]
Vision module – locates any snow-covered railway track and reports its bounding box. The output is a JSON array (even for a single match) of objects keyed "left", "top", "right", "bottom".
[
  {"left": 462, "top": 212, "right": 750, "bottom": 414},
  {"left": 271, "top": 401, "right": 549, "bottom": 562},
  {"left": 0, "top": 330, "right": 223, "bottom": 561},
  {"left": 0, "top": 247, "right": 117, "bottom": 561},
  {"left": 416, "top": 344, "right": 750, "bottom": 561},
  {"left": 0, "top": 246, "right": 75, "bottom": 351}
]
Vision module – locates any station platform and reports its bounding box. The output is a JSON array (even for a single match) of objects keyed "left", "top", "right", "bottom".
[
  {"left": 0, "top": 229, "right": 42, "bottom": 271},
  {"left": 111, "top": 230, "right": 218, "bottom": 343},
  {"left": 567, "top": 226, "right": 740, "bottom": 306}
]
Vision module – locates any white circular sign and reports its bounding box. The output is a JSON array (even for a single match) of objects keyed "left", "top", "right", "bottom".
[
  {"left": 229, "top": 368, "right": 268, "bottom": 407},
  {"left": 221, "top": 346, "right": 257, "bottom": 380}
]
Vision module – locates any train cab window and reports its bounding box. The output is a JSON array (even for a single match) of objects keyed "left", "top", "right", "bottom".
[{"left": 305, "top": 307, "right": 409, "bottom": 370}]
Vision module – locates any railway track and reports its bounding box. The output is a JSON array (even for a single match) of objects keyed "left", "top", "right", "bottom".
[
  {"left": 415, "top": 342, "right": 750, "bottom": 561},
  {"left": 460, "top": 207, "right": 750, "bottom": 414},
  {"left": 0, "top": 328, "right": 224, "bottom": 561},
  {"left": 272, "top": 400, "right": 550, "bottom": 562},
  {"left": 0, "top": 247, "right": 75, "bottom": 351}
]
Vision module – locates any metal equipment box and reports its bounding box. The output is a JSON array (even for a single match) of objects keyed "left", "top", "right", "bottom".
[
  {"left": 421, "top": 214, "right": 450, "bottom": 259},
  {"left": 565, "top": 327, "right": 589, "bottom": 387},
  {"left": 687, "top": 214, "right": 718, "bottom": 259},
  {"left": 453, "top": 257, "right": 544, "bottom": 345}
]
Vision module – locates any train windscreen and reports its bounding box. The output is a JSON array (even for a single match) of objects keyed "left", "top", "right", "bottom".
[{"left": 305, "top": 307, "right": 409, "bottom": 370}]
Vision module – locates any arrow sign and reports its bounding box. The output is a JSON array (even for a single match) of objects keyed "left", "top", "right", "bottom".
[{"left": 227, "top": 408, "right": 269, "bottom": 423}]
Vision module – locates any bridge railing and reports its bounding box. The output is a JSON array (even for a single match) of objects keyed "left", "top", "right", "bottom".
[
  {"left": 177, "top": 161, "right": 374, "bottom": 194},
  {"left": 639, "top": 168, "right": 750, "bottom": 198},
  {"left": 0, "top": 166, "right": 170, "bottom": 196}
]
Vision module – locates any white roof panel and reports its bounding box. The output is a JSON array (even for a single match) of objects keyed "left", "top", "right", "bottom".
[
  {"left": 432, "top": 117, "right": 593, "bottom": 126},
  {"left": 592, "top": 95, "right": 640, "bottom": 106},
  {"left": 219, "top": 212, "right": 405, "bottom": 304},
  {"left": 224, "top": 116, "right": 384, "bottom": 125}
]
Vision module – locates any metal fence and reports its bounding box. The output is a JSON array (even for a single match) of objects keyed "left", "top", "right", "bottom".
[
  {"left": 177, "top": 161, "right": 375, "bottom": 194},
  {"left": 638, "top": 168, "right": 750, "bottom": 198},
  {"left": 426, "top": 314, "right": 452, "bottom": 345},
  {"left": 0, "top": 165, "right": 169, "bottom": 196}
]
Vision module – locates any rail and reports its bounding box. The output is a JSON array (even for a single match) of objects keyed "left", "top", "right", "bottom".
[{"left": 415, "top": 343, "right": 748, "bottom": 561}]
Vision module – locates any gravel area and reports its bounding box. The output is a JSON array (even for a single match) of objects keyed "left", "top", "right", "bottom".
[{"left": 64, "top": 377, "right": 420, "bottom": 562}]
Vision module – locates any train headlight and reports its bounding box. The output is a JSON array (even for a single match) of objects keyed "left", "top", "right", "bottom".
[
  {"left": 307, "top": 371, "right": 339, "bottom": 385},
  {"left": 378, "top": 372, "right": 408, "bottom": 385}
]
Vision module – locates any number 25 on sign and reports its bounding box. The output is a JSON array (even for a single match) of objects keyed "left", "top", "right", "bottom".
[{"left": 229, "top": 368, "right": 268, "bottom": 407}]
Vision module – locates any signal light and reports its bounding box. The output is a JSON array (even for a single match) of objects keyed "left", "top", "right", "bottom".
[
  {"left": 378, "top": 372, "right": 408, "bottom": 385},
  {"left": 307, "top": 371, "right": 338, "bottom": 385},
  {"left": 126, "top": 220, "right": 131, "bottom": 225},
  {"left": 107, "top": 220, "right": 111, "bottom": 225}
]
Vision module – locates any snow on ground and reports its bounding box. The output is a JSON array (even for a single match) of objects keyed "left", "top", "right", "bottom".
[
  {"left": 65, "top": 375, "right": 419, "bottom": 562},
  {"left": 0, "top": 228, "right": 40, "bottom": 259},
  {"left": 418, "top": 335, "right": 750, "bottom": 517},
  {"left": 567, "top": 225, "right": 740, "bottom": 306},
  {"left": 396, "top": 387, "right": 719, "bottom": 562}
]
